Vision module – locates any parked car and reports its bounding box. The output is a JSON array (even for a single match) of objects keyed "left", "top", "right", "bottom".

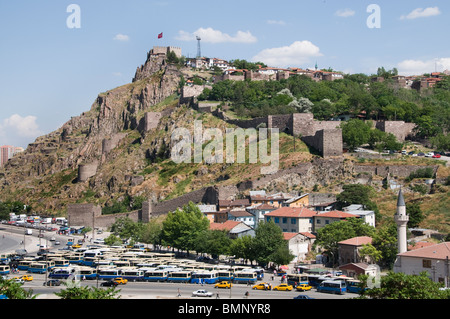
[
  {"left": 425, "top": 152, "right": 434, "bottom": 157},
  {"left": 417, "top": 152, "right": 425, "bottom": 156},
  {"left": 43, "top": 279, "right": 61, "bottom": 286},
  {"left": 432, "top": 154, "right": 441, "bottom": 158},
  {"left": 295, "top": 284, "right": 312, "bottom": 291},
  {"left": 273, "top": 283, "right": 293, "bottom": 291},
  {"left": 192, "top": 289, "right": 213, "bottom": 297},
  {"left": 294, "top": 294, "right": 314, "bottom": 299},
  {"left": 101, "top": 280, "right": 119, "bottom": 287},
  {"left": 214, "top": 281, "right": 232, "bottom": 289},
  {"left": 252, "top": 282, "right": 272, "bottom": 290}
]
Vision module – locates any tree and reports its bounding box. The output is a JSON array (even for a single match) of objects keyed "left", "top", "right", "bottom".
[
  {"left": 314, "top": 218, "right": 375, "bottom": 266},
  {"left": 229, "top": 235, "right": 257, "bottom": 264},
  {"left": 371, "top": 223, "right": 398, "bottom": 269},
  {"left": 336, "top": 184, "right": 379, "bottom": 219},
  {"left": 195, "top": 229, "right": 231, "bottom": 258},
  {"left": 109, "top": 216, "right": 144, "bottom": 244},
  {"left": 406, "top": 202, "right": 424, "bottom": 228},
  {"left": 361, "top": 271, "right": 450, "bottom": 299},
  {"left": 358, "top": 243, "right": 382, "bottom": 263},
  {"left": 0, "top": 277, "right": 36, "bottom": 299},
  {"left": 160, "top": 202, "right": 209, "bottom": 255},
  {"left": 252, "top": 220, "right": 289, "bottom": 266},
  {"left": 54, "top": 282, "right": 120, "bottom": 299},
  {"left": 340, "top": 119, "right": 372, "bottom": 151},
  {"left": 141, "top": 216, "right": 165, "bottom": 250}
]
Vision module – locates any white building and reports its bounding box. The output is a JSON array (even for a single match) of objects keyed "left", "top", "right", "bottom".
[{"left": 394, "top": 242, "right": 450, "bottom": 287}]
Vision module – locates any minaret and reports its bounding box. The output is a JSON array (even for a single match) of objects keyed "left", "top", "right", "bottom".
[{"left": 394, "top": 188, "right": 409, "bottom": 254}]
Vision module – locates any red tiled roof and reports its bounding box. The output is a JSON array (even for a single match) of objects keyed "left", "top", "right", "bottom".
[
  {"left": 316, "top": 210, "right": 358, "bottom": 219},
  {"left": 399, "top": 242, "right": 450, "bottom": 259},
  {"left": 265, "top": 206, "right": 316, "bottom": 218},
  {"left": 338, "top": 236, "right": 373, "bottom": 246},
  {"left": 408, "top": 241, "right": 436, "bottom": 251},
  {"left": 209, "top": 220, "right": 241, "bottom": 231}
]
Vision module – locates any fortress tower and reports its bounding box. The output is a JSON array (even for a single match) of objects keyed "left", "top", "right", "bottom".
[{"left": 394, "top": 188, "right": 409, "bottom": 254}]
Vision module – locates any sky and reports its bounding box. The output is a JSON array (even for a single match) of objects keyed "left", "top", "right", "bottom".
[{"left": 0, "top": 0, "right": 449, "bottom": 149}]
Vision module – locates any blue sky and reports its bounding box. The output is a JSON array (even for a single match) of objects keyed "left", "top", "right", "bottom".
[{"left": 0, "top": 0, "right": 449, "bottom": 148}]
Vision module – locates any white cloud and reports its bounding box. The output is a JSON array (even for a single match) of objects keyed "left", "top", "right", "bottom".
[
  {"left": 397, "top": 57, "right": 450, "bottom": 75},
  {"left": 113, "top": 33, "right": 130, "bottom": 41},
  {"left": 0, "top": 114, "right": 43, "bottom": 147},
  {"left": 400, "top": 7, "right": 441, "bottom": 20},
  {"left": 267, "top": 20, "right": 286, "bottom": 25},
  {"left": 175, "top": 27, "right": 257, "bottom": 43},
  {"left": 251, "top": 41, "right": 323, "bottom": 67},
  {"left": 335, "top": 9, "right": 356, "bottom": 18}
]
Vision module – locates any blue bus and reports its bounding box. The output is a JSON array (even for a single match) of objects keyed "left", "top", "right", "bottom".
[
  {"left": 17, "top": 260, "right": 33, "bottom": 271},
  {"left": 0, "top": 265, "right": 10, "bottom": 275},
  {"left": 66, "top": 254, "right": 84, "bottom": 265},
  {"left": 217, "top": 270, "right": 234, "bottom": 282},
  {"left": 49, "top": 267, "right": 74, "bottom": 279},
  {"left": 287, "top": 274, "right": 309, "bottom": 286},
  {"left": 76, "top": 267, "right": 97, "bottom": 280},
  {"left": 346, "top": 280, "right": 366, "bottom": 294},
  {"left": 143, "top": 270, "right": 168, "bottom": 282},
  {"left": 167, "top": 271, "right": 192, "bottom": 283},
  {"left": 232, "top": 270, "right": 258, "bottom": 284},
  {"left": 317, "top": 280, "right": 347, "bottom": 294},
  {"left": 191, "top": 271, "right": 218, "bottom": 284},
  {"left": 119, "top": 268, "right": 144, "bottom": 282},
  {"left": 28, "top": 262, "right": 49, "bottom": 274},
  {"left": 97, "top": 268, "right": 121, "bottom": 280}
]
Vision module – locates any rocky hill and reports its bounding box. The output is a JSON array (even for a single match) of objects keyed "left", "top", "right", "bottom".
[{"left": 0, "top": 48, "right": 448, "bottom": 233}]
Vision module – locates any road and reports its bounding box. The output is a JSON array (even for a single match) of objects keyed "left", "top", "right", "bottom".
[
  {"left": 24, "top": 274, "right": 350, "bottom": 299},
  {"left": 1, "top": 224, "right": 351, "bottom": 300}
]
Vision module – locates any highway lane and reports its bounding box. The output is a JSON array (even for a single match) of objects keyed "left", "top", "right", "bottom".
[{"left": 23, "top": 274, "right": 349, "bottom": 300}]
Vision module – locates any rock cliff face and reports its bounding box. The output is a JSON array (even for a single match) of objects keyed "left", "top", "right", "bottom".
[{"left": 0, "top": 50, "right": 182, "bottom": 212}]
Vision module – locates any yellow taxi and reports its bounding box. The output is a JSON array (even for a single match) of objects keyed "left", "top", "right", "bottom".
[
  {"left": 296, "top": 283, "right": 312, "bottom": 291},
  {"left": 273, "top": 283, "right": 293, "bottom": 291},
  {"left": 72, "top": 244, "right": 82, "bottom": 248},
  {"left": 252, "top": 282, "right": 272, "bottom": 290},
  {"left": 113, "top": 277, "right": 128, "bottom": 285},
  {"left": 16, "top": 275, "right": 33, "bottom": 282},
  {"left": 214, "top": 281, "right": 232, "bottom": 288}
]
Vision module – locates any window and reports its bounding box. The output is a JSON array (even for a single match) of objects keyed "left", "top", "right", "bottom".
[
  {"left": 274, "top": 217, "right": 279, "bottom": 223},
  {"left": 282, "top": 217, "right": 287, "bottom": 223},
  {"left": 291, "top": 218, "right": 296, "bottom": 224},
  {"left": 422, "top": 259, "right": 432, "bottom": 268},
  {"left": 317, "top": 219, "right": 321, "bottom": 224}
]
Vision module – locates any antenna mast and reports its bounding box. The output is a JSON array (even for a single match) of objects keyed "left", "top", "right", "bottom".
[{"left": 196, "top": 36, "right": 201, "bottom": 58}]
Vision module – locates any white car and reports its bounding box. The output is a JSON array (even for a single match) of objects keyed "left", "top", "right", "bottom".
[
  {"left": 425, "top": 152, "right": 434, "bottom": 157},
  {"left": 192, "top": 289, "right": 213, "bottom": 297}
]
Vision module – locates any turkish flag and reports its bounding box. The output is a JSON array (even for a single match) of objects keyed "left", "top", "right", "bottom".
[{"left": 158, "top": 32, "right": 163, "bottom": 39}]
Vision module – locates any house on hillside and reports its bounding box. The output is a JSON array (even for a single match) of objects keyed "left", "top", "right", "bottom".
[
  {"left": 265, "top": 207, "right": 316, "bottom": 233},
  {"left": 314, "top": 210, "right": 360, "bottom": 232},
  {"left": 393, "top": 242, "right": 450, "bottom": 285},
  {"left": 227, "top": 209, "right": 255, "bottom": 228},
  {"left": 209, "top": 220, "right": 254, "bottom": 239},
  {"left": 338, "top": 236, "right": 373, "bottom": 265},
  {"left": 246, "top": 203, "right": 277, "bottom": 227},
  {"left": 338, "top": 263, "right": 379, "bottom": 279},
  {"left": 343, "top": 204, "right": 376, "bottom": 227},
  {"left": 283, "top": 193, "right": 309, "bottom": 208},
  {"left": 218, "top": 199, "right": 250, "bottom": 211},
  {"left": 284, "top": 232, "right": 315, "bottom": 263}
]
